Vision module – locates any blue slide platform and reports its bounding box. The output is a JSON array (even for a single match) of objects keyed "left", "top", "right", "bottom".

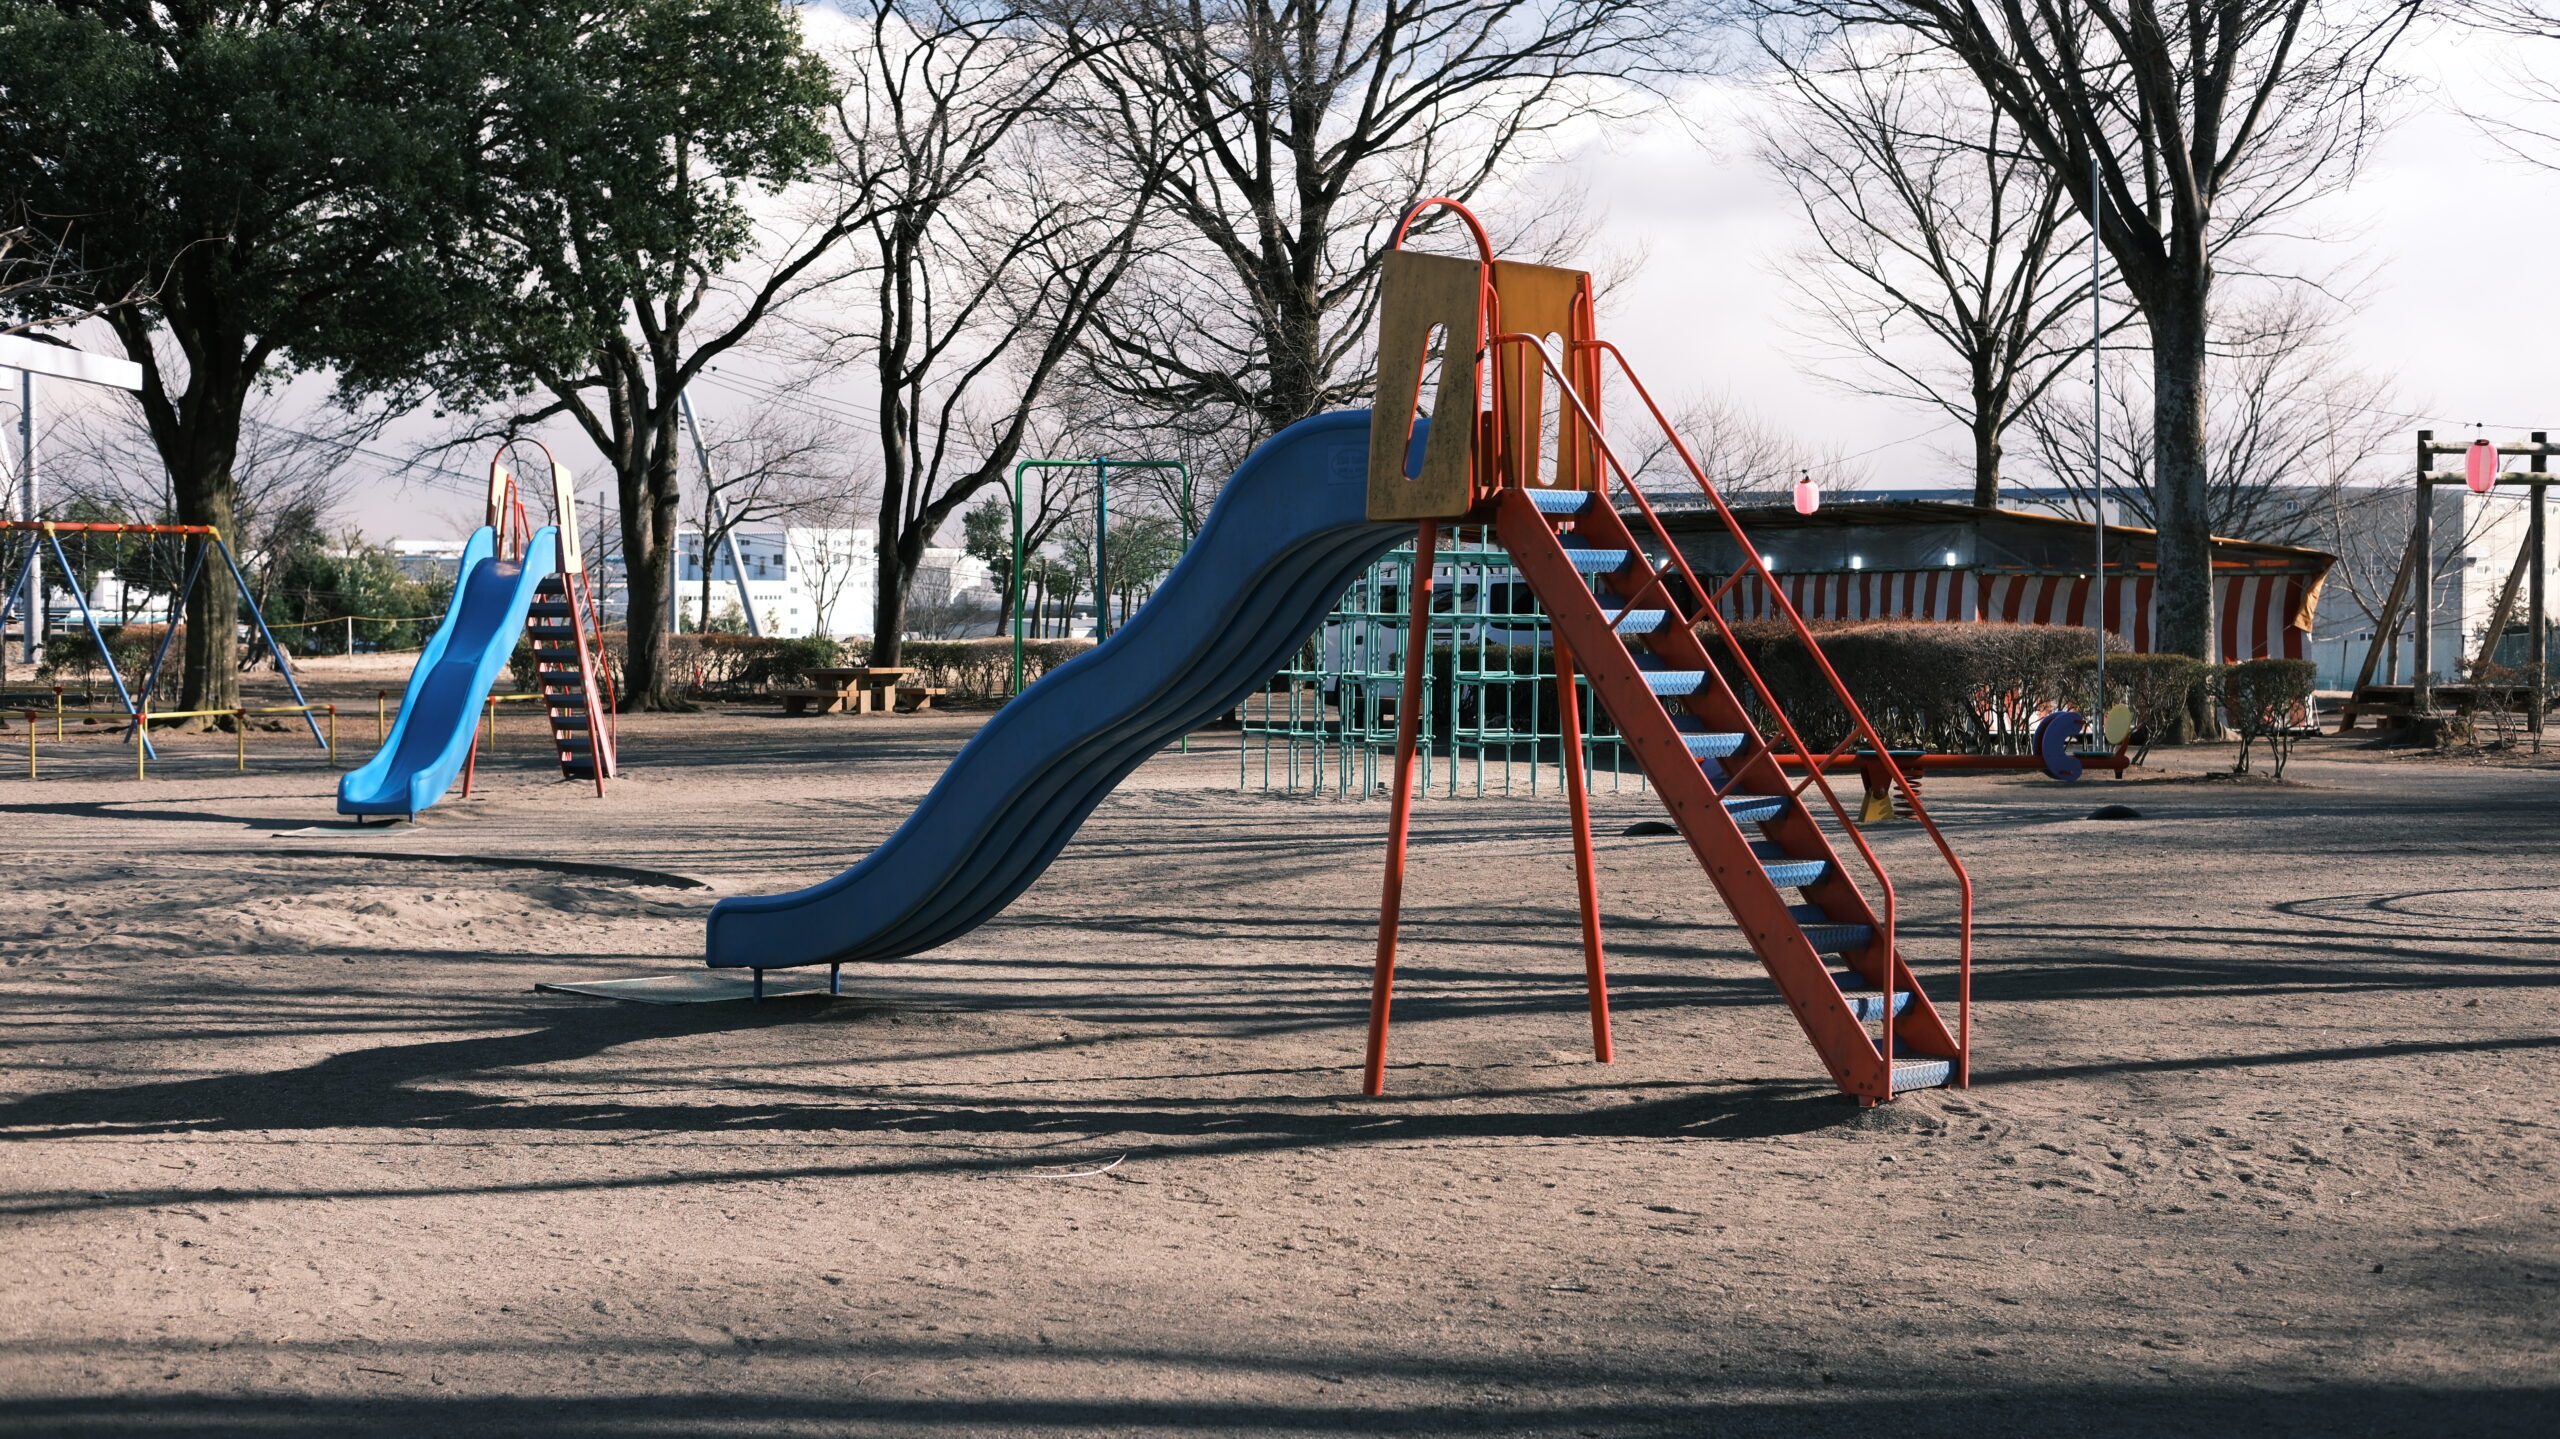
[
  {"left": 337, "top": 526, "right": 558, "bottom": 820},
  {"left": 707, "top": 410, "right": 1409, "bottom": 970}
]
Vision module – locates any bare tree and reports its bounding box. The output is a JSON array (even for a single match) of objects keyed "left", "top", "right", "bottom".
[
  {"left": 805, "top": 2, "right": 1153, "bottom": 666},
  {"left": 1626, "top": 391, "right": 1868, "bottom": 507},
  {"left": 1754, "top": 32, "right": 2131, "bottom": 506},
  {"left": 1061, "top": 0, "right": 1675, "bottom": 449},
  {"left": 0, "top": 208, "right": 166, "bottom": 336},
  {"left": 2021, "top": 292, "right": 2408, "bottom": 547},
  {"left": 1772, "top": 0, "right": 2424, "bottom": 663},
  {"left": 420, "top": 0, "right": 868, "bottom": 708},
  {"left": 38, "top": 387, "right": 371, "bottom": 666},
  {"left": 680, "top": 407, "right": 866, "bottom": 632}
]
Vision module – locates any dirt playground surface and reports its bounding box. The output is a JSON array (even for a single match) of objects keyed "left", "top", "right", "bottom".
[{"left": 0, "top": 663, "right": 2552, "bottom": 1435}]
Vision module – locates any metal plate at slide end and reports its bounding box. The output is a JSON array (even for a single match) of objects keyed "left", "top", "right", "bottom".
[{"left": 536, "top": 973, "right": 833, "bottom": 1004}]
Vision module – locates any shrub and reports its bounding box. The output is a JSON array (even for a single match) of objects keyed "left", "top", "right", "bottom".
[
  {"left": 36, "top": 625, "right": 187, "bottom": 704},
  {"left": 2218, "top": 657, "right": 2316, "bottom": 777},
  {"left": 1695, "top": 618, "right": 2113, "bottom": 755},
  {"left": 688, "top": 634, "right": 847, "bottom": 692},
  {"left": 897, "top": 637, "right": 1095, "bottom": 700},
  {"left": 2074, "top": 653, "right": 2209, "bottom": 764}
]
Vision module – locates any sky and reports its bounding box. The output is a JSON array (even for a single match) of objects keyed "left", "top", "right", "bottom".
[
  {"left": 27, "top": 20, "right": 2560, "bottom": 546},
  {"left": 1570, "top": 23, "right": 2560, "bottom": 493}
]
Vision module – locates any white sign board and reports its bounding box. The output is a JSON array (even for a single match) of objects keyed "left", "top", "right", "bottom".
[{"left": 0, "top": 333, "right": 143, "bottom": 391}]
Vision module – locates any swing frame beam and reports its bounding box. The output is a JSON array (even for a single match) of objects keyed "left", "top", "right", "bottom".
[{"left": 0, "top": 520, "right": 325, "bottom": 757}]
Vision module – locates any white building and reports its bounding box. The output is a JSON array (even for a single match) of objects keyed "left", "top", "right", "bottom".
[
  {"left": 672, "top": 528, "right": 1000, "bottom": 638},
  {"left": 388, "top": 538, "right": 467, "bottom": 583},
  {"left": 675, "top": 527, "right": 876, "bottom": 638},
  {"left": 383, "top": 522, "right": 1002, "bottom": 640}
]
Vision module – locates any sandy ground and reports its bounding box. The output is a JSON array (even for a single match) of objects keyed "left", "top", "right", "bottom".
[{"left": 0, "top": 661, "right": 2552, "bottom": 1435}]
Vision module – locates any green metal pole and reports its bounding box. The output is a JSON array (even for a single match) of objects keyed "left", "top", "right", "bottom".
[
  {"left": 1010, "top": 461, "right": 1028, "bottom": 697},
  {"left": 1095, "top": 456, "right": 1110, "bottom": 641}
]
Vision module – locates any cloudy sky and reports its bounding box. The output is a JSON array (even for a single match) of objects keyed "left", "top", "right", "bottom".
[
  {"left": 37, "top": 18, "right": 2556, "bottom": 545},
  {"left": 1577, "top": 22, "right": 2560, "bottom": 493}
]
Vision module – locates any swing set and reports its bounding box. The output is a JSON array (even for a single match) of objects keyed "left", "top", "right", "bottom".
[{"left": 0, "top": 519, "right": 326, "bottom": 761}]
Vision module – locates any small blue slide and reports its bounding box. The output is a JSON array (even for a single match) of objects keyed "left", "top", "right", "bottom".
[
  {"left": 707, "top": 410, "right": 1409, "bottom": 971},
  {"left": 338, "top": 526, "right": 557, "bottom": 820}
]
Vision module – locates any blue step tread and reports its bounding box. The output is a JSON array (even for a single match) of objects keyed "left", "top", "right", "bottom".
[
  {"left": 1601, "top": 609, "right": 1666, "bottom": 633},
  {"left": 1527, "top": 489, "right": 1597, "bottom": 514},
  {"left": 1643, "top": 670, "right": 1705, "bottom": 696},
  {"left": 1723, "top": 793, "right": 1787, "bottom": 824},
  {"left": 1683, "top": 732, "right": 1746, "bottom": 759},
  {"left": 1799, "top": 921, "right": 1874, "bottom": 954},
  {"left": 1750, "top": 840, "right": 1831, "bottom": 887},
  {"left": 1560, "top": 544, "right": 1632, "bottom": 572},
  {"left": 1892, "top": 1056, "right": 1954, "bottom": 1092},
  {"left": 1831, "top": 970, "right": 1912, "bottom": 1020}
]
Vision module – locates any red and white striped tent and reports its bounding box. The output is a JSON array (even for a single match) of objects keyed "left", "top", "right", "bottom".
[{"left": 1660, "top": 502, "right": 2333, "bottom": 661}]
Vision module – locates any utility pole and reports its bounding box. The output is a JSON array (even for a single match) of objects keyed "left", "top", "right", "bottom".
[
  {"left": 17, "top": 369, "right": 39, "bottom": 663},
  {"left": 678, "top": 390, "right": 765, "bottom": 637},
  {"left": 0, "top": 338, "right": 142, "bottom": 665}
]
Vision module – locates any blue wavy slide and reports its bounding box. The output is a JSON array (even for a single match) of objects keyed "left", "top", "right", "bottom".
[
  {"left": 338, "top": 526, "right": 558, "bottom": 820},
  {"left": 707, "top": 410, "right": 1412, "bottom": 971}
]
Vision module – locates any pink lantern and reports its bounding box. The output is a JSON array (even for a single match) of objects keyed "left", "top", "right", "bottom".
[
  {"left": 2466, "top": 438, "right": 2499, "bottom": 494},
  {"left": 1793, "top": 471, "right": 1820, "bottom": 515}
]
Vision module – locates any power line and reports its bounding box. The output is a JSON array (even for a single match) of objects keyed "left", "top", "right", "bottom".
[{"left": 235, "top": 415, "right": 487, "bottom": 499}]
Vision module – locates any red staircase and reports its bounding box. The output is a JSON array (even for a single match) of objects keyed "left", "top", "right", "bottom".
[
  {"left": 469, "top": 449, "right": 617, "bottom": 797},
  {"left": 527, "top": 569, "right": 617, "bottom": 792},
  {"left": 1361, "top": 203, "right": 1971, "bottom": 1105}
]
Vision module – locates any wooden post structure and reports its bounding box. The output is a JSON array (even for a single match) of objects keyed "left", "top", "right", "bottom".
[
  {"left": 2533, "top": 434, "right": 2548, "bottom": 747},
  {"left": 2470, "top": 530, "right": 2531, "bottom": 684},
  {"left": 2349, "top": 431, "right": 2560, "bottom": 732},
  {"left": 2414, "top": 433, "right": 2435, "bottom": 718}
]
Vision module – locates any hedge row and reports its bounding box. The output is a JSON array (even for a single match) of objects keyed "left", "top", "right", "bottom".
[
  {"left": 1690, "top": 623, "right": 2320, "bottom": 768},
  {"left": 1698, "top": 619, "right": 2114, "bottom": 755},
  {"left": 505, "top": 632, "right": 1097, "bottom": 703},
  {"left": 22, "top": 624, "right": 186, "bottom": 704}
]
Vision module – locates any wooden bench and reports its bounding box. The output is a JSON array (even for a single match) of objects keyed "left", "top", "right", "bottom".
[
  {"left": 893, "top": 685, "right": 946, "bottom": 713},
  {"left": 780, "top": 666, "right": 923, "bottom": 716}
]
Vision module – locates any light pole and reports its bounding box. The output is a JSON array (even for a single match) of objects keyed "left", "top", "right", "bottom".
[{"left": 2089, "top": 124, "right": 2108, "bottom": 714}]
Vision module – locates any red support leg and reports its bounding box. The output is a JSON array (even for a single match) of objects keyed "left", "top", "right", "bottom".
[
  {"left": 1364, "top": 520, "right": 1441, "bottom": 1096},
  {"left": 1554, "top": 633, "right": 1614, "bottom": 1062}
]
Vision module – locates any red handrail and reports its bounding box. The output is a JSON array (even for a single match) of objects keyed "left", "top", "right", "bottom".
[{"left": 1492, "top": 331, "right": 1973, "bottom": 1084}]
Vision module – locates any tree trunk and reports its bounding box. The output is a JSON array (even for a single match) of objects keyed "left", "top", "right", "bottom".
[
  {"left": 115, "top": 307, "right": 253, "bottom": 726},
  {"left": 1261, "top": 279, "right": 1327, "bottom": 432},
  {"left": 617, "top": 437, "right": 687, "bottom": 710},
  {"left": 2148, "top": 294, "right": 2214, "bottom": 663},
  {"left": 869, "top": 522, "right": 926, "bottom": 666},
  {"left": 2145, "top": 279, "right": 2217, "bottom": 742},
  {"left": 170, "top": 432, "right": 241, "bottom": 724},
  {"left": 1970, "top": 398, "right": 2003, "bottom": 509}
]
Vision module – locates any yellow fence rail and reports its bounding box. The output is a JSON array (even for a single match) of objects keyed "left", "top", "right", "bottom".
[{"left": 46, "top": 703, "right": 348, "bottom": 782}]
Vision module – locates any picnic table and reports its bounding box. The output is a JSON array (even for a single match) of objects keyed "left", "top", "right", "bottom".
[{"left": 779, "top": 666, "right": 944, "bottom": 716}]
